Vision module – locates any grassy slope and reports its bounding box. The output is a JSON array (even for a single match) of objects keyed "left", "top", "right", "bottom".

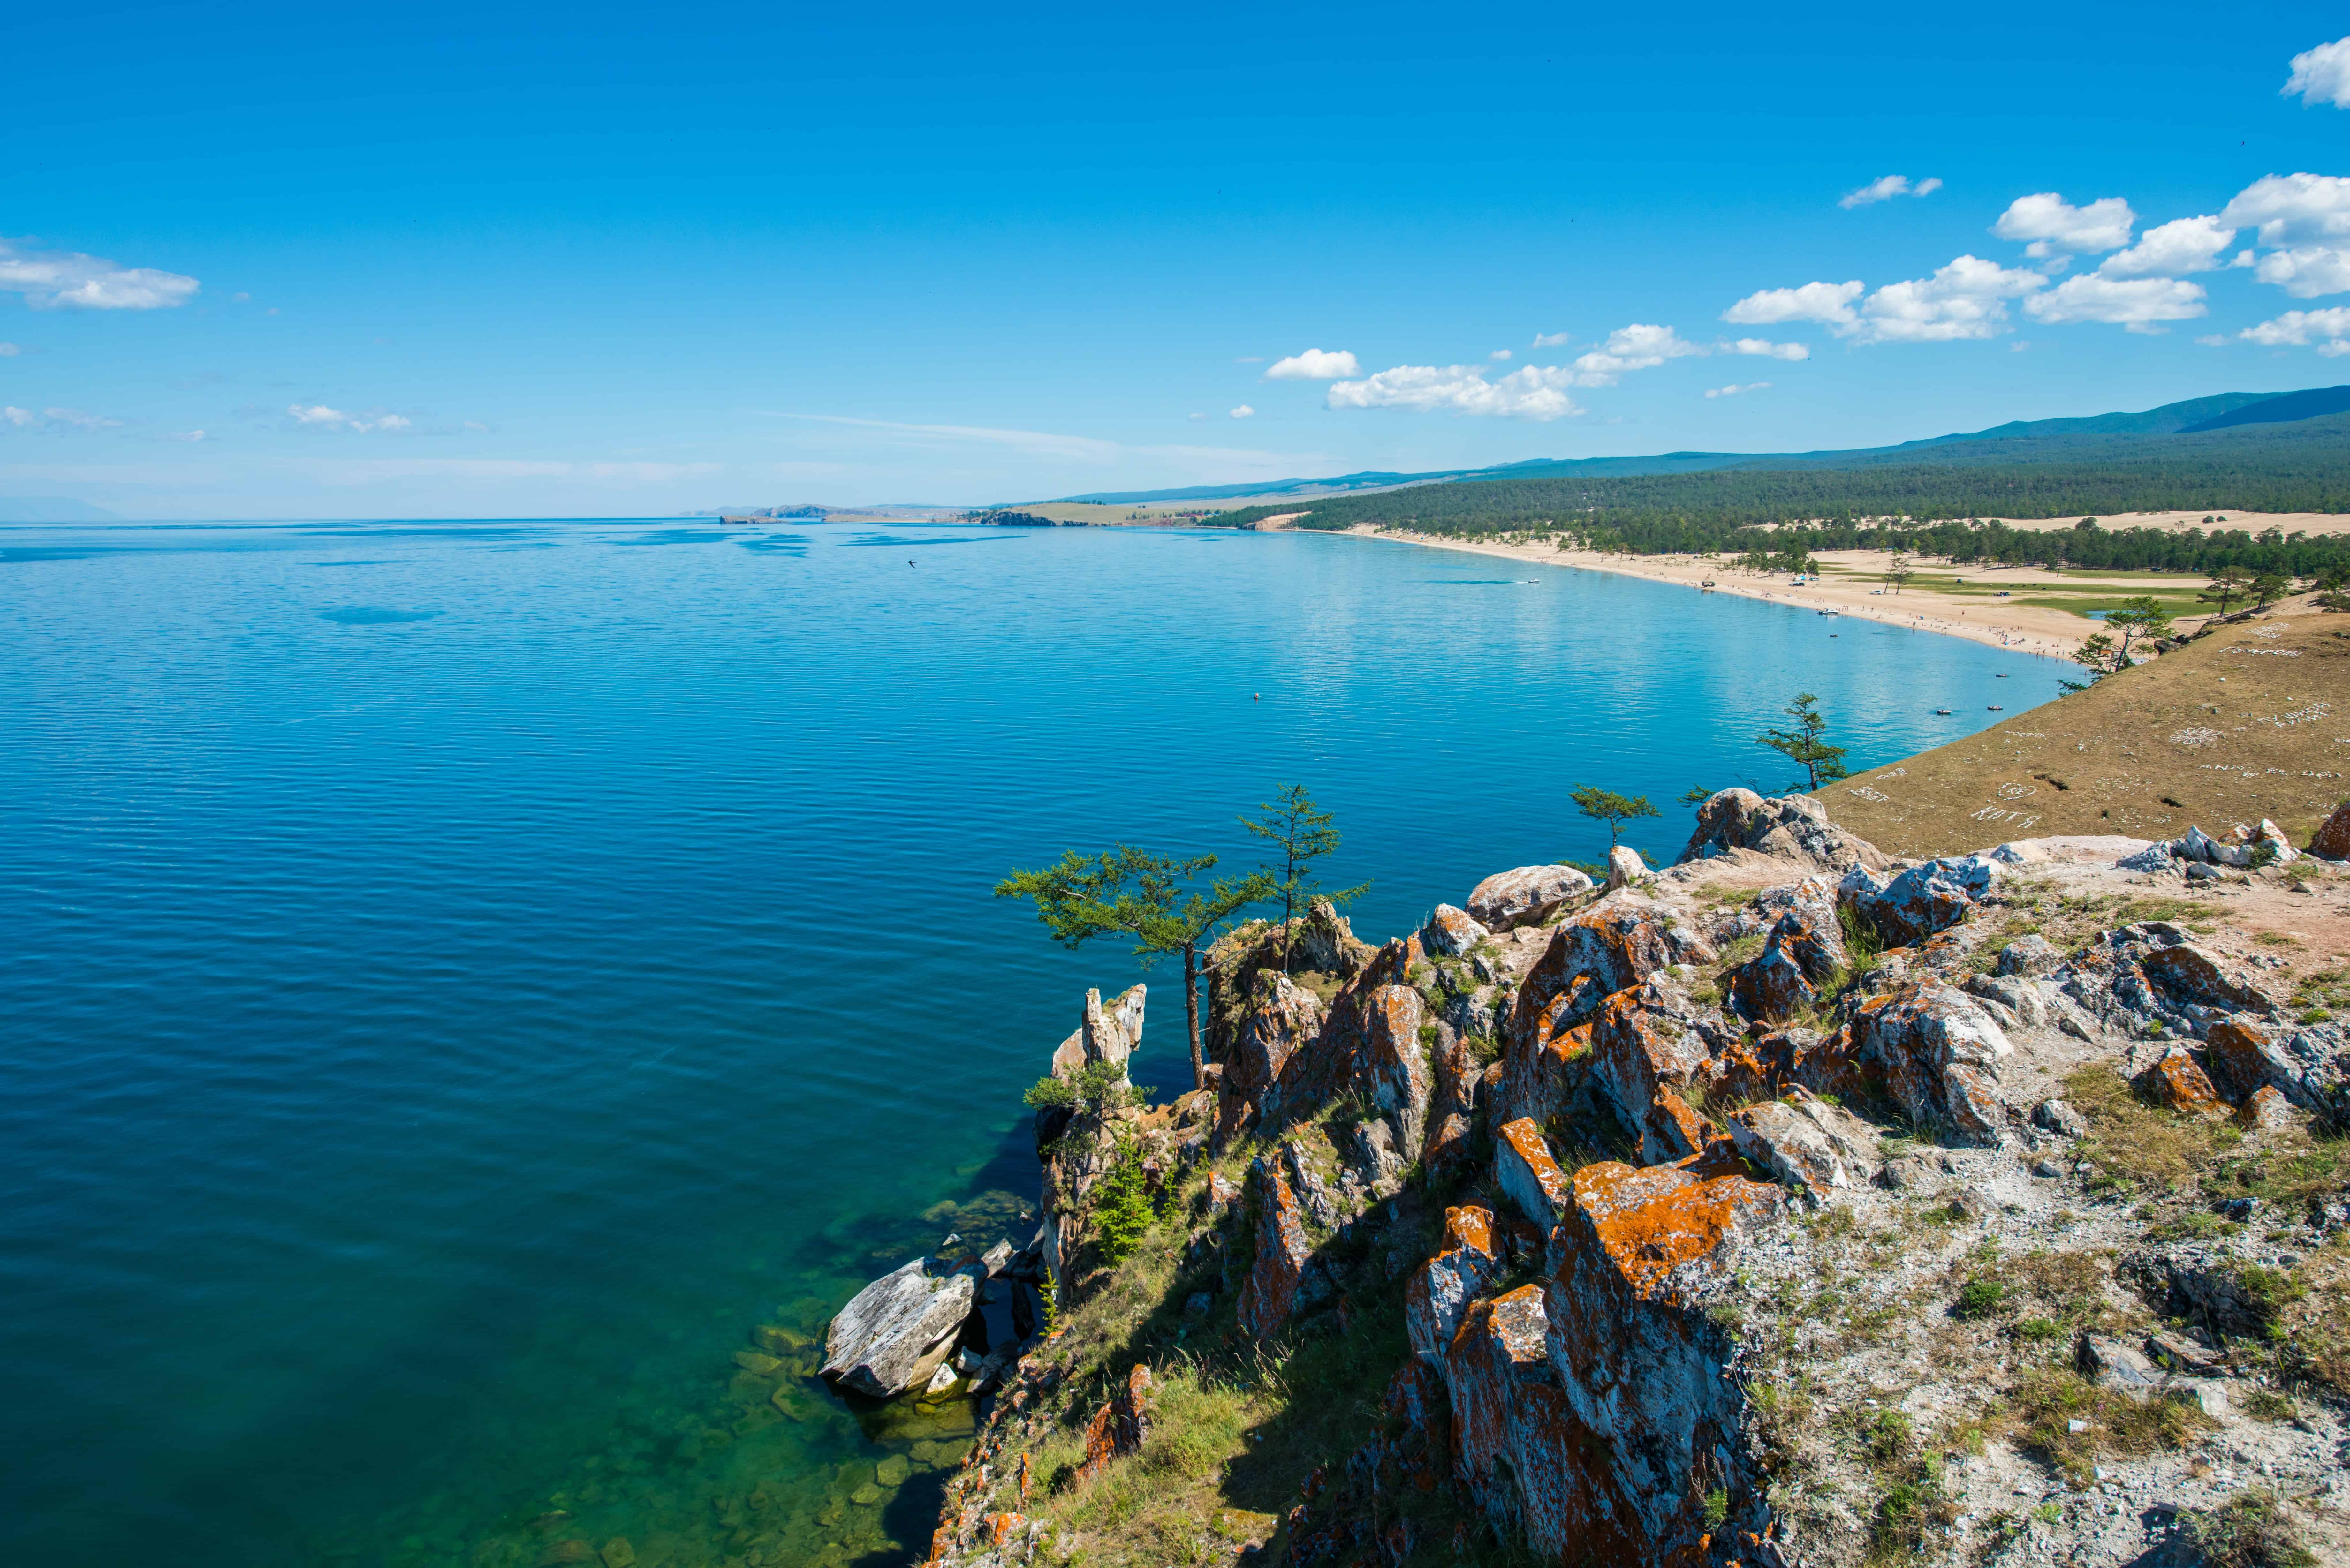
[{"left": 1814, "top": 608, "right": 2350, "bottom": 859}]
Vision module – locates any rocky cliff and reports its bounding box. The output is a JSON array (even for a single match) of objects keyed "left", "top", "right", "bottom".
[{"left": 865, "top": 794, "right": 2350, "bottom": 1568}]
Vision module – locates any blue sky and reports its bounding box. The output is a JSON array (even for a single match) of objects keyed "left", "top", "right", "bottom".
[{"left": 8, "top": 1, "right": 2350, "bottom": 517}]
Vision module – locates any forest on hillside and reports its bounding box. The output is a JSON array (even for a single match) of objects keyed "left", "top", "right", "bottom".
[{"left": 1203, "top": 441, "right": 2350, "bottom": 574}]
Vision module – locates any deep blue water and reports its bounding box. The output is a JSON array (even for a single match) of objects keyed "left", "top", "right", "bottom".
[{"left": 0, "top": 519, "right": 2049, "bottom": 1566}]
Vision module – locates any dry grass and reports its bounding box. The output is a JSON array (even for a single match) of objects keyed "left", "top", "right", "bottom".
[
  {"left": 2063, "top": 1061, "right": 2232, "bottom": 1194},
  {"left": 2002, "top": 1368, "right": 2217, "bottom": 1485},
  {"left": 1814, "top": 610, "right": 2350, "bottom": 857}
]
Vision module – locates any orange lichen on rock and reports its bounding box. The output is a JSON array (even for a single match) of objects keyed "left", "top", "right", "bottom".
[
  {"left": 1237, "top": 1161, "right": 1324, "bottom": 1337},
  {"left": 1495, "top": 1118, "right": 1573, "bottom": 1228},
  {"left": 2133, "top": 1045, "right": 2232, "bottom": 1120},
  {"left": 1073, "top": 1364, "right": 1152, "bottom": 1484},
  {"left": 1406, "top": 1203, "right": 1503, "bottom": 1361},
  {"left": 1560, "top": 1157, "right": 1786, "bottom": 1302}
]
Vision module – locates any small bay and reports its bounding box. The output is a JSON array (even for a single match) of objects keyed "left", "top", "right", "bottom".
[{"left": 0, "top": 519, "right": 2048, "bottom": 1566}]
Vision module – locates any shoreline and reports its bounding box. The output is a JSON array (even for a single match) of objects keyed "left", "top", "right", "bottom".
[{"left": 1351, "top": 526, "right": 2105, "bottom": 661}]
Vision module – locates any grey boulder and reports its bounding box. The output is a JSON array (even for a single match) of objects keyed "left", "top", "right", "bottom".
[{"left": 821, "top": 1256, "right": 982, "bottom": 1398}]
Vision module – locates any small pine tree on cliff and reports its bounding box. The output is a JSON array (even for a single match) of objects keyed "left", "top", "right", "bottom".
[
  {"left": 995, "top": 847, "right": 1272, "bottom": 1091},
  {"left": 1756, "top": 693, "right": 1849, "bottom": 791},
  {"left": 1569, "top": 784, "right": 1660, "bottom": 848},
  {"left": 1243, "top": 783, "right": 1369, "bottom": 975},
  {"left": 2199, "top": 566, "right": 2252, "bottom": 617}
]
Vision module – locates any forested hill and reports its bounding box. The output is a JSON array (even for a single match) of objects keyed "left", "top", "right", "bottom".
[{"left": 1198, "top": 400, "right": 2350, "bottom": 576}]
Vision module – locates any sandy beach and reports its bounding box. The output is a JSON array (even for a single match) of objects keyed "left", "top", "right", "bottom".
[{"left": 1351, "top": 527, "right": 2224, "bottom": 663}]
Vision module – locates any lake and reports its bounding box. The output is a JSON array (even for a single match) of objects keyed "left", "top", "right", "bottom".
[{"left": 0, "top": 518, "right": 2049, "bottom": 1566}]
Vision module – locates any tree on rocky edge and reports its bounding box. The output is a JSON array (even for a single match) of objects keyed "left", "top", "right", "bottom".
[
  {"left": 2103, "top": 595, "right": 2175, "bottom": 664},
  {"left": 1569, "top": 784, "right": 1660, "bottom": 848},
  {"left": 1244, "top": 783, "right": 1369, "bottom": 975},
  {"left": 1756, "top": 693, "right": 1849, "bottom": 791},
  {"left": 995, "top": 847, "right": 1272, "bottom": 1090},
  {"left": 2060, "top": 630, "right": 2122, "bottom": 692},
  {"left": 2199, "top": 566, "right": 2252, "bottom": 617}
]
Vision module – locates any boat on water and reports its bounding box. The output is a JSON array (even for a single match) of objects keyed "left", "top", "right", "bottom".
[
  {"left": 1817, "top": 607, "right": 1840, "bottom": 616},
  {"left": 1935, "top": 707, "right": 1953, "bottom": 714},
  {"left": 1988, "top": 705, "right": 2004, "bottom": 711}
]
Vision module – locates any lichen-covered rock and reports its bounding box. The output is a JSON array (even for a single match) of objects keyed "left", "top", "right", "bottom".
[
  {"left": 1538, "top": 1155, "right": 1788, "bottom": 1566},
  {"left": 1494, "top": 1118, "right": 1574, "bottom": 1230},
  {"left": 1423, "top": 1025, "right": 1484, "bottom": 1176},
  {"left": 1073, "top": 1364, "right": 1152, "bottom": 1483},
  {"left": 1677, "top": 788, "right": 1890, "bottom": 873},
  {"left": 2204, "top": 1017, "right": 2323, "bottom": 1109},
  {"left": 1360, "top": 984, "right": 1433, "bottom": 1162},
  {"left": 1294, "top": 899, "right": 1376, "bottom": 976},
  {"left": 1808, "top": 979, "right": 2012, "bottom": 1145},
  {"left": 2133, "top": 1045, "right": 2232, "bottom": 1119},
  {"left": 1421, "top": 903, "right": 1489, "bottom": 958},
  {"left": 2240, "top": 1084, "right": 2296, "bottom": 1130},
  {"left": 1467, "top": 864, "right": 1594, "bottom": 930},
  {"left": 1839, "top": 855, "right": 1996, "bottom": 947},
  {"left": 1604, "top": 845, "right": 1647, "bottom": 890},
  {"left": 1405, "top": 1205, "right": 1501, "bottom": 1362},
  {"left": 1505, "top": 895, "right": 1715, "bottom": 1118},
  {"left": 1444, "top": 1285, "right": 1597, "bottom": 1559},
  {"left": 2312, "top": 798, "right": 2350, "bottom": 860},
  {"left": 821, "top": 1255, "right": 982, "bottom": 1398},
  {"left": 2060, "top": 923, "right": 2286, "bottom": 1040},
  {"left": 1725, "top": 1090, "right": 1876, "bottom": 1202},
  {"left": 1217, "top": 969, "right": 1326, "bottom": 1141},
  {"left": 1237, "top": 1158, "right": 1329, "bottom": 1338},
  {"left": 1586, "top": 986, "right": 1720, "bottom": 1163}
]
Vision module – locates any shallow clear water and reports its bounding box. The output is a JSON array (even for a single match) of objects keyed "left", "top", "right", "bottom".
[{"left": 0, "top": 519, "right": 2051, "bottom": 1566}]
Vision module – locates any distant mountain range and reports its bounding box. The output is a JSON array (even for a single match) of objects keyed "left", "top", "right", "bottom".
[
  {"left": 1052, "top": 385, "right": 2350, "bottom": 505},
  {"left": 0, "top": 495, "right": 125, "bottom": 522}
]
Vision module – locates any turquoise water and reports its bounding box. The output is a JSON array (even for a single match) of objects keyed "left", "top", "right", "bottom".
[{"left": 0, "top": 519, "right": 2050, "bottom": 1566}]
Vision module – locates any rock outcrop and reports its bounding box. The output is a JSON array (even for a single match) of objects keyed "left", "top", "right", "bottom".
[
  {"left": 1678, "top": 787, "right": 1889, "bottom": 873},
  {"left": 1467, "top": 864, "right": 1594, "bottom": 929},
  {"left": 820, "top": 1255, "right": 985, "bottom": 1398},
  {"left": 915, "top": 804, "right": 2349, "bottom": 1568}
]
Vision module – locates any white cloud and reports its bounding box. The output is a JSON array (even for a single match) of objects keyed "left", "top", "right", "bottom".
[
  {"left": 2220, "top": 172, "right": 2350, "bottom": 244},
  {"left": 2097, "top": 215, "right": 2236, "bottom": 277},
  {"left": 1489, "top": 348, "right": 1512, "bottom": 361},
  {"left": 2024, "top": 274, "right": 2207, "bottom": 332},
  {"left": 3, "top": 406, "right": 35, "bottom": 427},
  {"left": 158, "top": 429, "right": 207, "bottom": 442},
  {"left": 461, "top": 420, "right": 490, "bottom": 433},
  {"left": 1531, "top": 331, "right": 1570, "bottom": 348},
  {"left": 1852, "top": 255, "right": 2046, "bottom": 342},
  {"left": 1187, "top": 411, "right": 1206, "bottom": 422},
  {"left": 2238, "top": 306, "right": 2350, "bottom": 351},
  {"left": 41, "top": 406, "right": 122, "bottom": 431},
  {"left": 2255, "top": 246, "right": 2350, "bottom": 298},
  {"left": 1991, "top": 192, "right": 2136, "bottom": 258},
  {"left": 0, "top": 239, "right": 200, "bottom": 309},
  {"left": 1722, "top": 279, "right": 1862, "bottom": 328},
  {"left": 1723, "top": 337, "right": 1810, "bottom": 360},
  {"left": 0, "top": 342, "right": 19, "bottom": 356},
  {"left": 1263, "top": 348, "right": 1359, "bottom": 379},
  {"left": 1325, "top": 363, "right": 1587, "bottom": 420},
  {"left": 287, "top": 403, "right": 412, "bottom": 433},
  {"left": 1839, "top": 175, "right": 1942, "bottom": 209},
  {"left": 756, "top": 411, "right": 1331, "bottom": 478},
  {"left": 1704, "top": 382, "right": 1770, "bottom": 397},
  {"left": 2284, "top": 35, "right": 2350, "bottom": 108},
  {"left": 2218, "top": 173, "right": 2350, "bottom": 297},
  {"left": 1571, "top": 323, "right": 1705, "bottom": 381},
  {"left": 1229, "top": 405, "right": 1255, "bottom": 418}
]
